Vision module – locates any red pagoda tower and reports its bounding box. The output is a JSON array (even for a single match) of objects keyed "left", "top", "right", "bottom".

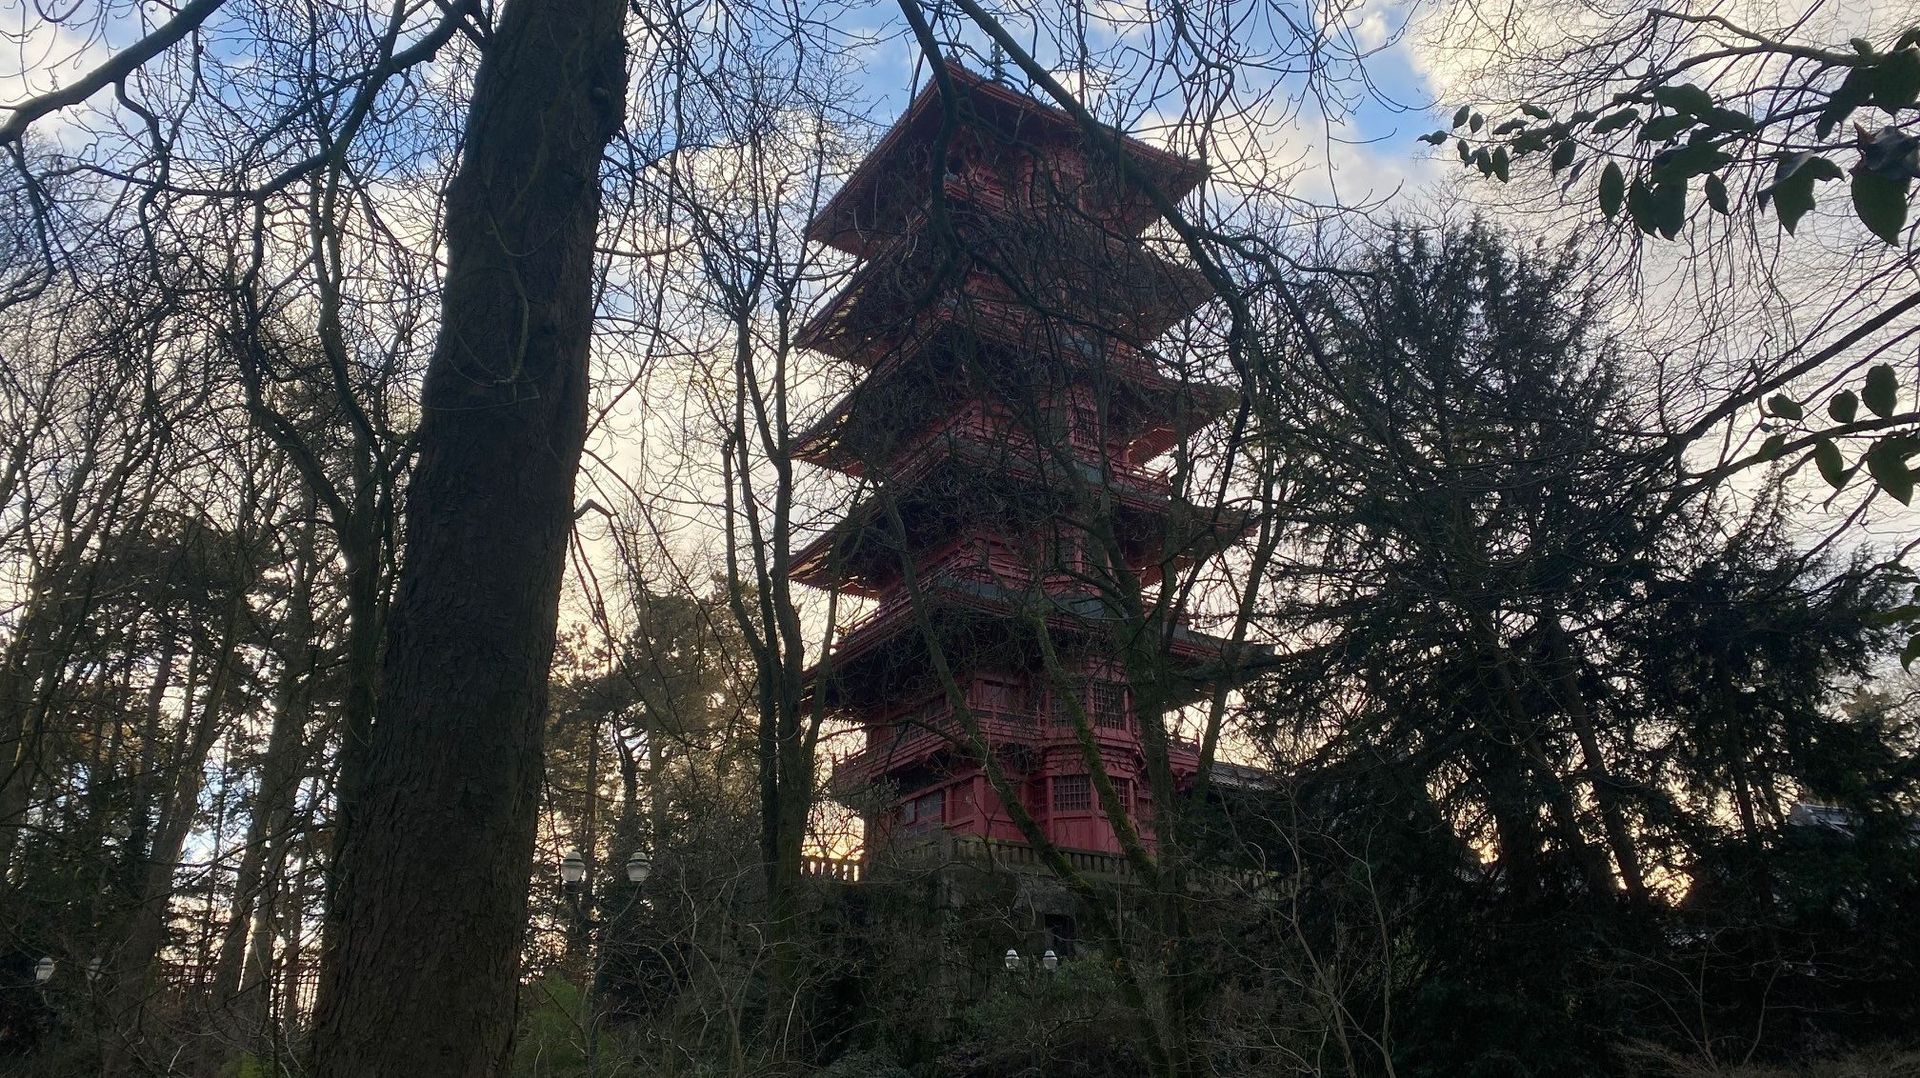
[{"left": 794, "top": 64, "right": 1235, "bottom": 863}]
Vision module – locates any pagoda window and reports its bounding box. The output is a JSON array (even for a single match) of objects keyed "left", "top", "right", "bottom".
[
  {"left": 1016, "top": 156, "right": 1038, "bottom": 203},
  {"left": 1060, "top": 327, "right": 1100, "bottom": 362},
  {"left": 908, "top": 696, "right": 947, "bottom": 740},
  {"left": 1052, "top": 774, "right": 1092, "bottom": 813},
  {"left": 1041, "top": 530, "right": 1081, "bottom": 575},
  {"left": 1088, "top": 680, "right": 1129, "bottom": 730},
  {"left": 1073, "top": 404, "right": 1098, "bottom": 438},
  {"left": 973, "top": 676, "right": 1026, "bottom": 719},
  {"left": 1031, "top": 400, "right": 1070, "bottom": 446},
  {"left": 901, "top": 787, "right": 945, "bottom": 829}
]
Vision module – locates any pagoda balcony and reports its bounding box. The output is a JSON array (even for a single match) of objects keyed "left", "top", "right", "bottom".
[
  {"left": 791, "top": 416, "right": 1188, "bottom": 598},
  {"left": 797, "top": 274, "right": 1195, "bottom": 395},
  {"left": 814, "top": 572, "right": 1228, "bottom": 707},
  {"left": 791, "top": 324, "right": 1233, "bottom": 475},
  {"left": 833, "top": 403, "right": 1175, "bottom": 498},
  {"left": 798, "top": 205, "right": 1211, "bottom": 365},
  {"left": 823, "top": 569, "right": 982, "bottom": 658},
  {"left": 831, "top": 694, "right": 1044, "bottom": 789},
  {"left": 822, "top": 576, "right": 1014, "bottom": 665},
  {"left": 791, "top": 468, "right": 1182, "bottom": 599},
  {"left": 830, "top": 689, "right": 1203, "bottom": 791}
]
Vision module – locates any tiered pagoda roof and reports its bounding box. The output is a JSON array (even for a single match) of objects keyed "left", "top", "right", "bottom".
[
  {"left": 794, "top": 62, "right": 1241, "bottom": 856},
  {"left": 806, "top": 64, "right": 1207, "bottom": 259}
]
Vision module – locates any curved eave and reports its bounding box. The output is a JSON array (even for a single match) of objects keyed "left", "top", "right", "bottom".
[
  {"left": 788, "top": 445, "right": 1190, "bottom": 594},
  {"left": 797, "top": 216, "right": 1213, "bottom": 365},
  {"left": 805, "top": 581, "right": 1239, "bottom": 712}
]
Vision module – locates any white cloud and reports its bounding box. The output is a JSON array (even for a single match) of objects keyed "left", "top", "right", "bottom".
[{"left": 1355, "top": 10, "right": 1392, "bottom": 51}]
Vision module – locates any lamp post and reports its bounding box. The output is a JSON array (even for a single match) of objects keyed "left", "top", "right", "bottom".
[
  {"left": 1002, "top": 947, "right": 1062, "bottom": 978},
  {"left": 560, "top": 848, "right": 588, "bottom": 892},
  {"left": 557, "top": 847, "right": 650, "bottom": 1078},
  {"left": 559, "top": 847, "right": 592, "bottom": 982},
  {"left": 33, "top": 956, "right": 54, "bottom": 1029}
]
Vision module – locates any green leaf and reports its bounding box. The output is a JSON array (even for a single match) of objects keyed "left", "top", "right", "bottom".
[
  {"left": 1638, "top": 113, "right": 1694, "bottom": 142},
  {"left": 1851, "top": 169, "right": 1911, "bottom": 245},
  {"left": 1590, "top": 109, "right": 1640, "bottom": 135},
  {"left": 1830, "top": 389, "right": 1859, "bottom": 423},
  {"left": 1866, "top": 436, "right": 1917, "bottom": 503},
  {"left": 1903, "top": 634, "right": 1920, "bottom": 672},
  {"left": 1814, "top": 437, "right": 1847, "bottom": 487},
  {"left": 1550, "top": 139, "right": 1577, "bottom": 172},
  {"left": 1469, "top": 112, "right": 1485, "bottom": 133},
  {"left": 1801, "top": 156, "right": 1847, "bottom": 183},
  {"left": 1768, "top": 393, "right": 1804, "bottom": 420},
  {"left": 1458, "top": 139, "right": 1472, "bottom": 163},
  {"left": 1699, "top": 106, "right": 1758, "bottom": 132},
  {"left": 1705, "top": 173, "right": 1730, "bottom": 214},
  {"left": 1492, "top": 147, "right": 1510, "bottom": 182},
  {"left": 1419, "top": 131, "right": 1450, "bottom": 146},
  {"left": 1649, "top": 180, "right": 1687, "bottom": 238},
  {"left": 1860, "top": 127, "right": 1920, "bottom": 179},
  {"left": 1868, "top": 604, "right": 1920, "bottom": 627},
  {"left": 1868, "top": 47, "right": 1920, "bottom": 110},
  {"left": 1493, "top": 118, "right": 1528, "bottom": 135},
  {"left": 1758, "top": 432, "right": 1789, "bottom": 461},
  {"left": 1864, "top": 363, "right": 1899, "bottom": 418},
  {"left": 1521, "top": 103, "right": 1553, "bottom": 120},
  {"left": 1628, "top": 177, "right": 1657, "bottom": 235},
  {"left": 1851, "top": 36, "right": 1876, "bottom": 56},
  {"left": 1599, "top": 161, "right": 1625, "bottom": 217},
  {"left": 1772, "top": 171, "right": 1817, "bottom": 233},
  {"left": 1652, "top": 142, "right": 1732, "bottom": 182},
  {"left": 1818, "top": 68, "right": 1874, "bottom": 139},
  {"left": 1652, "top": 83, "right": 1717, "bottom": 116},
  {"left": 1453, "top": 105, "right": 1472, "bottom": 128},
  {"left": 1774, "top": 152, "right": 1844, "bottom": 185}
]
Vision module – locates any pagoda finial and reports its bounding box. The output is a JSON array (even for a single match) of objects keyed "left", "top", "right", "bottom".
[{"left": 989, "top": 41, "right": 1007, "bottom": 82}]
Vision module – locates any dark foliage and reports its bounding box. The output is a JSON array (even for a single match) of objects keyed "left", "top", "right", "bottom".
[{"left": 1245, "top": 223, "right": 1920, "bottom": 1074}]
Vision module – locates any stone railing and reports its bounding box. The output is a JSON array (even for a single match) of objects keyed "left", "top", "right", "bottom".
[
  {"left": 798, "top": 854, "right": 864, "bottom": 884},
  {"left": 867, "top": 833, "right": 1281, "bottom": 896}
]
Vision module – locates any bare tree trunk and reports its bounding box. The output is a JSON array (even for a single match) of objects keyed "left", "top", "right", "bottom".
[
  {"left": 643, "top": 724, "right": 664, "bottom": 844},
  {"left": 0, "top": 570, "right": 101, "bottom": 876},
  {"left": 105, "top": 600, "right": 247, "bottom": 1075},
  {"left": 210, "top": 510, "right": 320, "bottom": 1037},
  {"left": 0, "top": 417, "right": 164, "bottom": 878},
  {"left": 1544, "top": 612, "right": 1648, "bottom": 904},
  {"left": 242, "top": 860, "right": 286, "bottom": 1045},
  {"left": 324, "top": 519, "right": 382, "bottom": 910},
  {"left": 307, "top": 0, "right": 627, "bottom": 1071},
  {"left": 0, "top": 601, "right": 56, "bottom": 876}
]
